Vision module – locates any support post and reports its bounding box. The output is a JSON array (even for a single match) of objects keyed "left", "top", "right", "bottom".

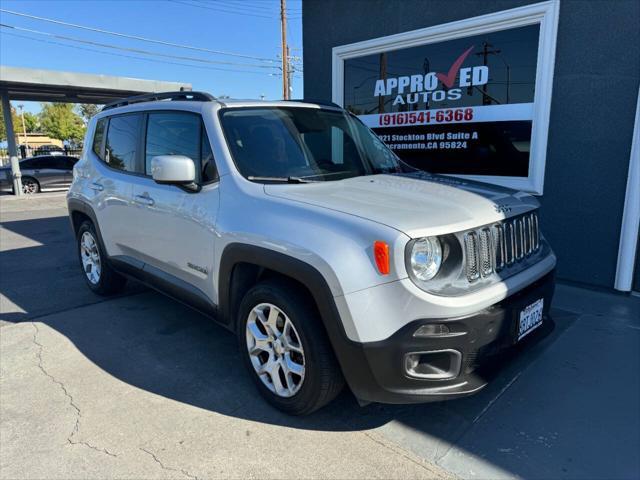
[{"left": 1, "top": 91, "right": 22, "bottom": 196}]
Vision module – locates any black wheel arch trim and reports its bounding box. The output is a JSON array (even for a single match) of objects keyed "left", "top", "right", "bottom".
[
  {"left": 218, "top": 242, "right": 381, "bottom": 400},
  {"left": 67, "top": 197, "right": 108, "bottom": 254}
]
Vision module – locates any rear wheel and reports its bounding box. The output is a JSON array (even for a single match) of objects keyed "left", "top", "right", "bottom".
[
  {"left": 21, "top": 177, "right": 40, "bottom": 195},
  {"left": 237, "top": 279, "right": 344, "bottom": 415},
  {"left": 77, "top": 221, "right": 126, "bottom": 295}
]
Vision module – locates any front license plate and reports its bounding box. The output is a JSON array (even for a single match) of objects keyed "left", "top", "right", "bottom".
[{"left": 517, "top": 298, "right": 544, "bottom": 341}]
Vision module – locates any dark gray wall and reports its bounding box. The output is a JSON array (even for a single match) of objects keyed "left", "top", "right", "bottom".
[{"left": 303, "top": 0, "right": 640, "bottom": 288}]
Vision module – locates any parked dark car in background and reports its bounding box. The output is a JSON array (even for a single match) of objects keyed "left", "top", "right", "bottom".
[
  {"left": 0, "top": 155, "right": 78, "bottom": 194},
  {"left": 33, "top": 145, "right": 65, "bottom": 156}
]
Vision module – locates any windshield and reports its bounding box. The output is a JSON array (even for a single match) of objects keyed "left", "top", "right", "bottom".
[{"left": 219, "top": 107, "right": 412, "bottom": 182}]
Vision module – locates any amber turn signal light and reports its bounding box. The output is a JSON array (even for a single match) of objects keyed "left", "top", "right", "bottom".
[{"left": 374, "top": 241, "right": 390, "bottom": 275}]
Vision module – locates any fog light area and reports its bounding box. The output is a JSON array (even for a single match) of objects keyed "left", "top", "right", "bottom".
[{"left": 404, "top": 350, "right": 462, "bottom": 380}]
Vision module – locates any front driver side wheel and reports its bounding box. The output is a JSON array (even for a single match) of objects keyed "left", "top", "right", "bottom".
[{"left": 237, "top": 279, "right": 344, "bottom": 415}]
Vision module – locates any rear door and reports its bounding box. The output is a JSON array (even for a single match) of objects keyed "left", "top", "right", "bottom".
[
  {"left": 57, "top": 156, "right": 78, "bottom": 186},
  {"left": 90, "top": 113, "right": 145, "bottom": 259},
  {"left": 127, "top": 110, "right": 220, "bottom": 303},
  {"left": 48, "top": 156, "right": 77, "bottom": 188}
]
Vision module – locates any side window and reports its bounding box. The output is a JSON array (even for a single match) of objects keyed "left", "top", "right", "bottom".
[
  {"left": 57, "top": 157, "right": 77, "bottom": 170},
  {"left": 49, "top": 157, "right": 66, "bottom": 169},
  {"left": 93, "top": 118, "right": 106, "bottom": 160},
  {"left": 145, "top": 112, "right": 199, "bottom": 175},
  {"left": 105, "top": 114, "right": 143, "bottom": 172},
  {"left": 23, "top": 157, "right": 48, "bottom": 169},
  {"left": 145, "top": 112, "right": 217, "bottom": 183},
  {"left": 20, "top": 159, "right": 35, "bottom": 169}
]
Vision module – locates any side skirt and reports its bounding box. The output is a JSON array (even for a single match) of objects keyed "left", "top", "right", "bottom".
[{"left": 109, "top": 255, "right": 220, "bottom": 324}]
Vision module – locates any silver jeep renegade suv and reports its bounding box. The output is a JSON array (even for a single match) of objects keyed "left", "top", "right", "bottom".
[{"left": 67, "top": 91, "right": 556, "bottom": 415}]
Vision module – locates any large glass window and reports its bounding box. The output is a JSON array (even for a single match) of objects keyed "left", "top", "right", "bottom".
[
  {"left": 220, "top": 107, "right": 406, "bottom": 182},
  {"left": 333, "top": 1, "right": 560, "bottom": 194},
  {"left": 144, "top": 112, "right": 216, "bottom": 183},
  {"left": 342, "top": 24, "right": 540, "bottom": 179},
  {"left": 105, "top": 114, "right": 142, "bottom": 172}
]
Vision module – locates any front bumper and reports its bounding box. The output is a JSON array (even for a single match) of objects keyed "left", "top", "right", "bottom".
[{"left": 337, "top": 270, "right": 555, "bottom": 404}]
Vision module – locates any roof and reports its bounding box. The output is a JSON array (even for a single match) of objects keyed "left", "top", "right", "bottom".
[
  {"left": 0, "top": 65, "right": 192, "bottom": 104},
  {"left": 98, "top": 91, "right": 343, "bottom": 113}
]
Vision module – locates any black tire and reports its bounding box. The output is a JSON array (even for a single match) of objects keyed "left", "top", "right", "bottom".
[
  {"left": 20, "top": 177, "right": 40, "bottom": 195},
  {"left": 77, "top": 221, "right": 126, "bottom": 295},
  {"left": 237, "top": 279, "right": 344, "bottom": 415}
]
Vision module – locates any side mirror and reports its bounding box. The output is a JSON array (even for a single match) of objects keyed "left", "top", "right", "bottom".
[{"left": 151, "top": 155, "right": 196, "bottom": 186}]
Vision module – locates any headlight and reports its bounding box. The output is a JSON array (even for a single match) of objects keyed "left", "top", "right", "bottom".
[{"left": 409, "top": 236, "right": 442, "bottom": 281}]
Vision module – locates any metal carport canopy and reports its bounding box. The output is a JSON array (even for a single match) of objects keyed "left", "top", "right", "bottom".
[
  {"left": 0, "top": 65, "right": 192, "bottom": 196},
  {"left": 0, "top": 65, "right": 192, "bottom": 104}
]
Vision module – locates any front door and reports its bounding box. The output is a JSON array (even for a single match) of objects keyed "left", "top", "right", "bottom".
[{"left": 128, "top": 111, "right": 219, "bottom": 304}]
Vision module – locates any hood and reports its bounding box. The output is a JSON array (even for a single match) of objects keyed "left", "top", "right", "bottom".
[{"left": 264, "top": 172, "right": 539, "bottom": 238}]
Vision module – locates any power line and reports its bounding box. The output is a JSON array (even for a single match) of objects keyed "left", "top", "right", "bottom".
[
  {"left": 0, "top": 30, "right": 283, "bottom": 76},
  {"left": 0, "top": 8, "right": 278, "bottom": 62},
  {"left": 191, "top": 0, "right": 280, "bottom": 13},
  {"left": 169, "top": 0, "right": 277, "bottom": 18},
  {"left": 0, "top": 23, "right": 280, "bottom": 70},
  {"left": 193, "top": 0, "right": 279, "bottom": 11},
  {"left": 170, "top": 1, "right": 302, "bottom": 19}
]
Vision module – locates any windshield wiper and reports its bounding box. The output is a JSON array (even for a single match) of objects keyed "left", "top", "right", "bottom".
[{"left": 247, "top": 175, "right": 317, "bottom": 183}]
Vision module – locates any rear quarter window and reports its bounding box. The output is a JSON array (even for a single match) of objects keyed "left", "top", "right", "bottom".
[{"left": 93, "top": 118, "right": 107, "bottom": 160}]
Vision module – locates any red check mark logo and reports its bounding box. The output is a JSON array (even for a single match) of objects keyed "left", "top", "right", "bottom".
[{"left": 435, "top": 45, "right": 475, "bottom": 88}]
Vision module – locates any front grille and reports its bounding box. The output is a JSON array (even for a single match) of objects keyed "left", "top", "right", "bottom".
[{"left": 464, "top": 211, "right": 540, "bottom": 282}]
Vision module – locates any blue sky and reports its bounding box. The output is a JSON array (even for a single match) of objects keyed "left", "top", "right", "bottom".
[{"left": 0, "top": 0, "right": 303, "bottom": 114}]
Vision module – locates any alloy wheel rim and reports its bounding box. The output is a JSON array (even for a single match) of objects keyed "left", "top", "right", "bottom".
[
  {"left": 22, "top": 180, "right": 37, "bottom": 194},
  {"left": 245, "top": 303, "right": 305, "bottom": 398},
  {"left": 80, "top": 231, "right": 101, "bottom": 284}
]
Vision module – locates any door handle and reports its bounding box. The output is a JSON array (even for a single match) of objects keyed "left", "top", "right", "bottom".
[
  {"left": 134, "top": 194, "right": 155, "bottom": 206},
  {"left": 89, "top": 182, "right": 104, "bottom": 191}
]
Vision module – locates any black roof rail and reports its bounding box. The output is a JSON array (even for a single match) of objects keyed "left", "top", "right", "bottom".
[
  {"left": 285, "top": 98, "right": 343, "bottom": 109},
  {"left": 102, "top": 91, "right": 218, "bottom": 111}
]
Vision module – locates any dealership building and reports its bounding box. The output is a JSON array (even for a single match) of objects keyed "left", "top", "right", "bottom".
[{"left": 302, "top": 0, "right": 640, "bottom": 292}]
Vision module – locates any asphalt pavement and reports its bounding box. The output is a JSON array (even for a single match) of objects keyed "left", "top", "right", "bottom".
[{"left": 1, "top": 192, "right": 638, "bottom": 479}]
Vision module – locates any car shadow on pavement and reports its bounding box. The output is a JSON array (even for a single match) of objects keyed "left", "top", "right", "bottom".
[
  {"left": 2, "top": 213, "right": 589, "bottom": 478},
  {"left": 0, "top": 215, "right": 146, "bottom": 322}
]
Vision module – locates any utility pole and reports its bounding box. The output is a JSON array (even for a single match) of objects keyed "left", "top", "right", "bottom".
[
  {"left": 475, "top": 41, "right": 505, "bottom": 105},
  {"left": 280, "top": 0, "right": 289, "bottom": 99}
]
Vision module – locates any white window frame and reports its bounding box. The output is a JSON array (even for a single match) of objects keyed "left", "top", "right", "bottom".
[
  {"left": 615, "top": 86, "right": 640, "bottom": 292},
  {"left": 332, "top": 0, "right": 560, "bottom": 195}
]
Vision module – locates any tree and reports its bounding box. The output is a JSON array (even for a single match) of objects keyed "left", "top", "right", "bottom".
[
  {"left": 22, "top": 112, "right": 39, "bottom": 133},
  {"left": 39, "top": 103, "right": 85, "bottom": 143},
  {"left": 0, "top": 103, "right": 21, "bottom": 142},
  {"left": 77, "top": 104, "right": 100, "bottom": 125}
]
